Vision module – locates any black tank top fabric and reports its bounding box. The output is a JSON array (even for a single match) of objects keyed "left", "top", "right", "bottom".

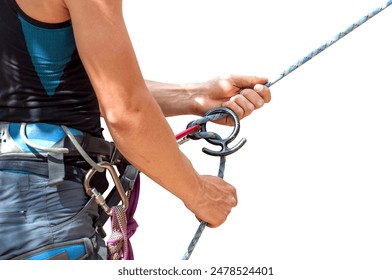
[{"left": 0, "top": 0, "right": 102, "bottom": 137}]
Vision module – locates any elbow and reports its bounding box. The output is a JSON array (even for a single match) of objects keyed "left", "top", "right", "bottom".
[
  {"left": 101, "top": 104, "right": 136, "bottom": 132},
  {"left": 99, "top": 97, "right": 150, "bottom": 136}
]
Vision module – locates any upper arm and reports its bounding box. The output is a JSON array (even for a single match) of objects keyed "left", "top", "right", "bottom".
[{"left": 63, "top": 0, "right": 148, "bottom": 118}]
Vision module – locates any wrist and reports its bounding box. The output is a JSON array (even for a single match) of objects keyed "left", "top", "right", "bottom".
[
  {"left": 180, "top": 82, "right": 208, "bottom": 116},
  {"left": 168, "top": 153, "right": 203, "bottom": 207}
]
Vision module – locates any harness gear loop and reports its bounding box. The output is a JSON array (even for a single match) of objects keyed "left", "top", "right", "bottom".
[
  {"left": 61, "top": 125, "right": 105, "bottom": 172},
  {"left": 20, "top": 122, "right": 69, "bottom": 154},
  {"left": 84, "top": 161, "right": 129, "bottom": 216}
]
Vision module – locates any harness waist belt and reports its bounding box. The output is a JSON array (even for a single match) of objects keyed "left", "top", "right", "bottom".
[
  {"left": 0, "top": 122, "right": 119, "bottom": 159},
  {"left": 0, "top": 122, "right": 125, "bottom": 186}
]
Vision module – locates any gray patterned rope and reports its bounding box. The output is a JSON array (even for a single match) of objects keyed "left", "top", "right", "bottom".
[
  {"left": 182, "top": 221, "right": 208, "bottom": 260},
  {"left": 265, "top": 0, "right": 392, "bottom": 87},
  {"left": 188, "top": 113, "right": 228, "bottom": 128},
  {"left": 181, "top": 132, "right": 226, "bottom": 260}
]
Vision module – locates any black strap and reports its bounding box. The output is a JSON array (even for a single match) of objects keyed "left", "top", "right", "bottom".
[
  {"left": 0, "top": 160, "right": 86, "bottom": 182},
  {"left": 63, "top": 134, "right": 121, "bottom": 162}
]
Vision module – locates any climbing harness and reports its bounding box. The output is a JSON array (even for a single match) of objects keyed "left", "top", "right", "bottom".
[
  {"left": 0, "top": 122, "right": 139, "bottom": 260},
  {"left": 176, "top": 107, "right": 246, "bottom": 260},
  {"left": 177, "top": 0, "right": 392, "bottom": 260}
]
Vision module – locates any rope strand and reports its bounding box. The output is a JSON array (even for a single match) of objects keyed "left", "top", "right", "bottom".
[{"left": 266, "top": 0, "right": 392, "bottom": 87}]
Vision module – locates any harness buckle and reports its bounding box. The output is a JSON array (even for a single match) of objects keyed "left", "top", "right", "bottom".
[{"left": 84, "top": 162, "right": 129, "bottom": 216}]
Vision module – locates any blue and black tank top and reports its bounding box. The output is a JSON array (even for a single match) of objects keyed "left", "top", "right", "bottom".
[{"left": 0, "top": 0, "right": 102, "bottom": 137}]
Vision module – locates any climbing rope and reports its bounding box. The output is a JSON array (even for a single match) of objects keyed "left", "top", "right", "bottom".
[
  {"left": 177, "top": 1, "right": 392, "bottom": 260},
  {"left": 265, "top": 0, "right": 392, "bottom": 87},
  {"left": 180, "top": 158, "right": 226, "bottom": 261},
  {"left": 107, "top": 205, "right": 130, "bottom": 260},
  {"left": 177, "top": 107, "right": 245, "bottom": 260}
]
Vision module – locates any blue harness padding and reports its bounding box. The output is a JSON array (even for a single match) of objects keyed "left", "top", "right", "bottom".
[
  {"left": 25, "top": 245, "right": 85, "bottom": 260},
  {"left": 1, "top": 122, "right": 84, "bottom": 185},
  {"left": 8, "top": 123, "right": 83, "bottom": 153},
  {"left": 12, "top": 238, "right": 94, "bottom": 260}
]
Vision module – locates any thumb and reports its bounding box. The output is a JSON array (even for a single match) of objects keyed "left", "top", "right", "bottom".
[{"left": 230, "top": 74, "right": 269, "bottom": 89}]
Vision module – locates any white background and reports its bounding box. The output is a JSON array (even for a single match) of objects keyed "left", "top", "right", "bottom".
[{"left": 109, "top": 0, "right": 390, "bottom": 279}]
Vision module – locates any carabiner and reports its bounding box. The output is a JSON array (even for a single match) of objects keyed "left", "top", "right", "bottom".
[
  {"left": 198, "top": 107, "right": 247, "bottom": 157},
  {"left": 84, "top": 162, "right": 129, "bottom": 216}
]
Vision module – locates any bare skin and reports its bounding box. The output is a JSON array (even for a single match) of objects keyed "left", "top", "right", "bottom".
[
  {"left": 146, "top": 77, "right": 271, "bottom": 126},
  {"left": 15, "top": 0, "right": 271, "bottom": 228}
]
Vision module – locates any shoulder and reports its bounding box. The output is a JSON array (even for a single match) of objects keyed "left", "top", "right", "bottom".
[
  {"left": 63, "top": 0, "right": 123, "bottom": 17},
  {"left": 14, "top": 0, "right": 70, "bottom": 23}
]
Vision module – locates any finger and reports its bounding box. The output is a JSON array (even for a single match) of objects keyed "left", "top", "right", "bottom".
[
  {"left": 207, "top": 196, "right": 236, "bottom": 228},
  {"left": 230, "top": 196, "right": 238, "bottom": 207},
  {"left": 254, "top": 84, "right": 271, "bottom": 103},
  {"left": 227, "top": 94, "right": 256, "bottom": 119},
  {"left": 240, "top": 88, "right": 265, "bottom": 109},
  {"left": 231, "top": 187, "right": 238, "bottom": 207},
  {"left": 207, "top": 210, "right": 230, "bottom": 228},
  {"left": 222, "top": 98, "right": 246, "bottom": 121}
]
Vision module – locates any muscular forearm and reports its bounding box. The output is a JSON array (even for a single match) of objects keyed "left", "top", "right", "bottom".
[
  {"left": 146, "top": 80, "right": 205, "bottom": 117},
  {"left": 146, "top": 75, "right": 271, "bottom": 122},
  {"left": 104, "top": 88, "right": 201, "bottom": 206}
]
